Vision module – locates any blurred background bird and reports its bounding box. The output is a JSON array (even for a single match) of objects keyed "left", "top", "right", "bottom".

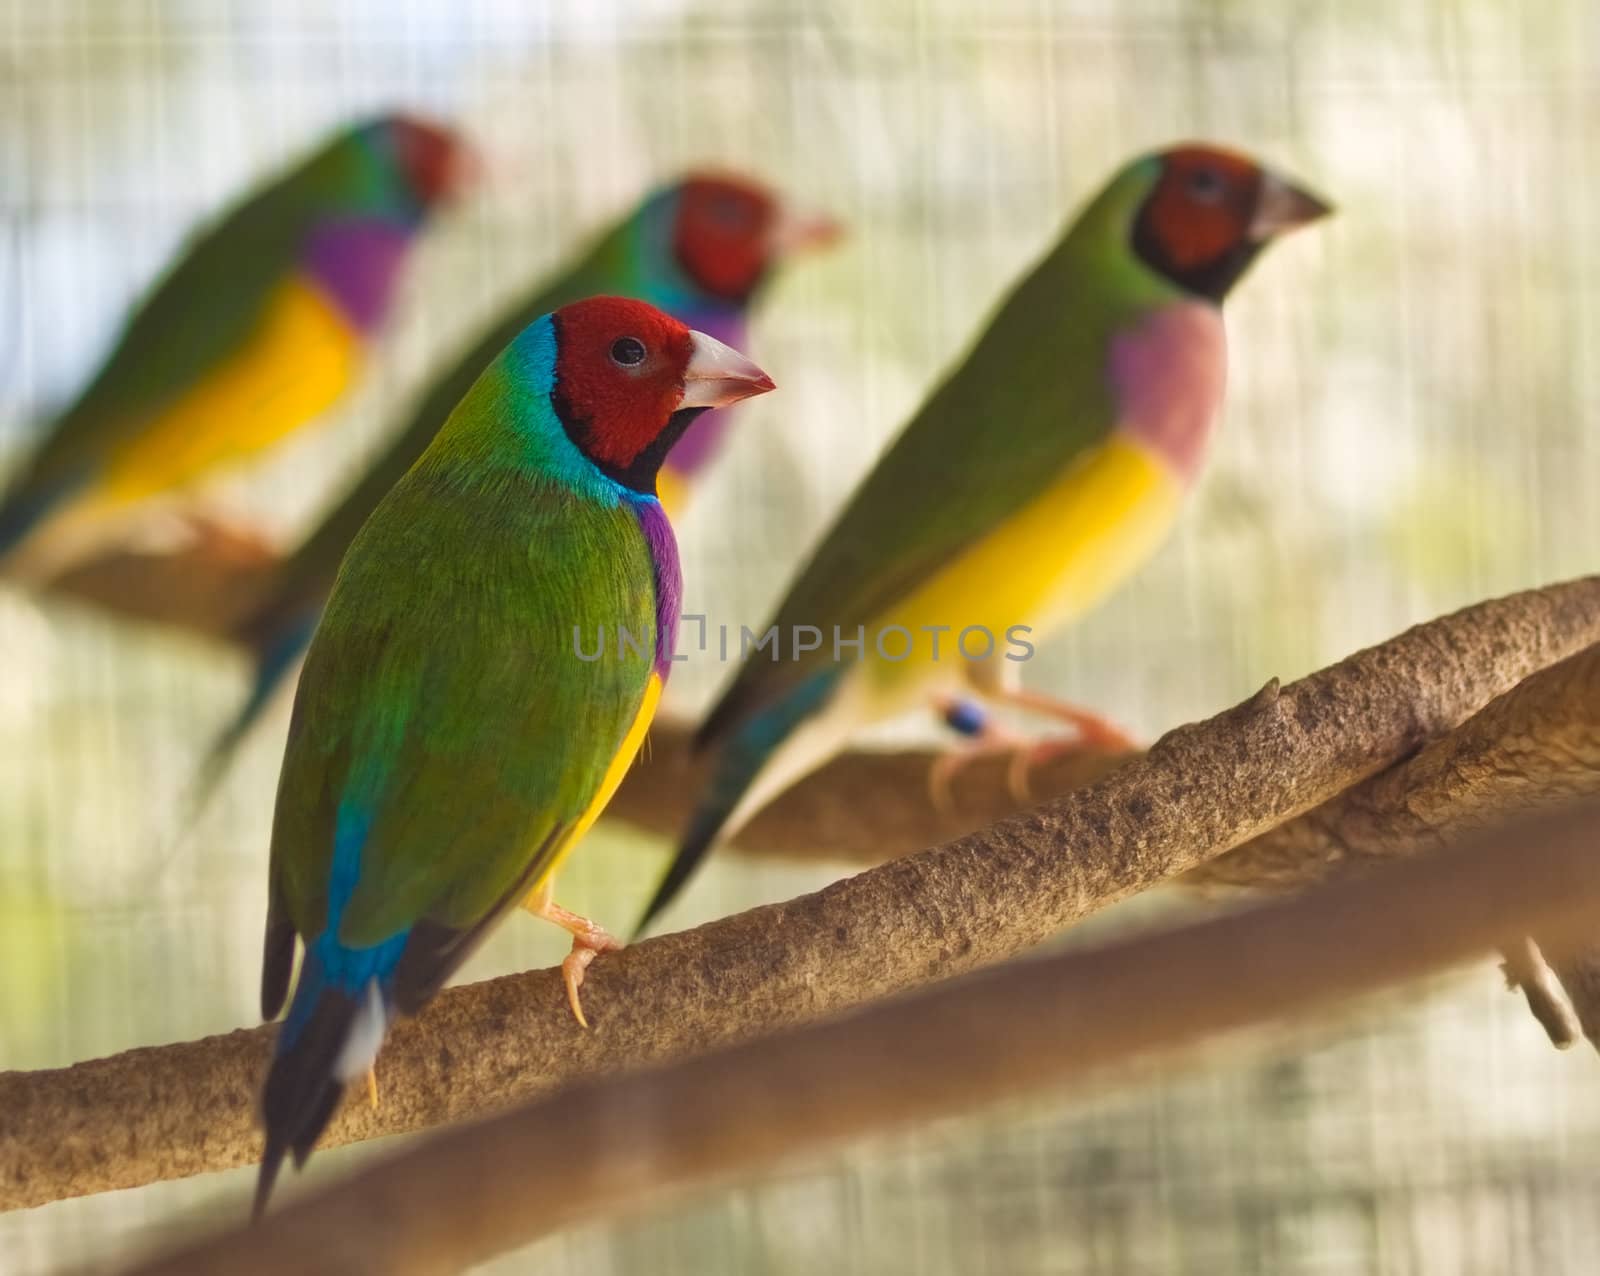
[
  {"left": 0, "top": 112, "right": 470, "bottom": 586},
  {"left": 11, "top": 5, "right": 1600, "bottom": 1271},
  {"left": 253, "top": 295, "right": 774, "bottom": 1214},
  {"left": 634, "top": 143, "right": 1331, "bottom": 935},
  {"left": 187, "top": 171, "right": 839, "bottom": 811}
]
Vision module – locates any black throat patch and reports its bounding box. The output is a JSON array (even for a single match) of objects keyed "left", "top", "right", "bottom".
[{"left": 1130, "top": 212, "right": 1262, "bottom": 303}]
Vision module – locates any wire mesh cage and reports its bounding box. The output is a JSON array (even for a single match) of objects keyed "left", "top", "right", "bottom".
[{"left": 3, "top": 0, "right": 1599, "bottom": 1272}]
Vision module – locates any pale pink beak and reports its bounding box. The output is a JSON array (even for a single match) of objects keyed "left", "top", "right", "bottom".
[
  {"left": 421, "top": 137, "right": 485, "bottom": 206},
  {"left": 680, "top": 331, "right": 776, "bottom": 409},
  {"left": 1249, "top": 171, "right": 1333, "bottom": 240},
  {"left": 452, "top": 144, "right": 485, "bottom": 192},
  {"left": 768, "top": 206, "right": 846, "bottom": 257}
]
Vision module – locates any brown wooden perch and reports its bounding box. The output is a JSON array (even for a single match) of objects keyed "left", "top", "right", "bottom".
[
  {"left": 604, "top": 578, "right": 1600, "bottom": 867},
  {"left": 2, "top": 577, "right": 1597, "bottom": 1214},
  {"left": 42, "top": 517, "right": 282, "bottom": 642},
  {"left": 124, "top": 801, "right": 1600, "bottom": 1276},
  {"left": 612, "top": 586, "right": 1600, "bottom": 1046}
]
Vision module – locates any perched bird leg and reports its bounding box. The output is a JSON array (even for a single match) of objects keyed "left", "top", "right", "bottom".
[
  {"left": 365, "top": 1067, "right": 380, "bottom": 1110},
  {"left": 986, "top": 685, "right": 1139, "bottom": 801},
  {"left": 173, "top": 506, "right": 280, "bottom": 567},
  {"left": 930, "top": 687, "right": 1138, "bottom": 809},
  {"left": 994, "top": 685, "right": 1138, "bottom": 751},
  {"left": 522, "top": 883, "right": 623, "bottom": 1029},
  {"left": 927, "top": 694, "right": 1031, "bottom": 816}
]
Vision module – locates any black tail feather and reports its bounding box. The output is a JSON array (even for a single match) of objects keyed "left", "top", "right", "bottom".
[
  {"left": 631, "top": 810, "right": 723, "bottom": 940},
  {"left": 260, "top": 892, "right": 295, "bottom": 1022},
  {"left": 638, "top": 671, "right": 844, "bottom": 937},
  {"left": 632, "top": 723, "right": 800, "bottom": 939},
  {"left": 252, "top": 1136, "right": 288, "bottom": 1223},
  {"left": 253, "top": 987, "right": 359, "bottom": 1218}
]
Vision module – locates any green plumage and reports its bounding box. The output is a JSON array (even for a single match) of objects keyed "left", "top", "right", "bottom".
[
  {"left": 13, "top": 121, "right": 415, "bottom": 502},
  {"left": 640, "top": 144, "right": 1331, "bottom": 934},
  {"left": 699, "top": 157, "right": 1173, "bottom": 743},
  {"left": 264, "top": 338, "right": 657, "bottom": 996}
]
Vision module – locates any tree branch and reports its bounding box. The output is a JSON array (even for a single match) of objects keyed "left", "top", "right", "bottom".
[
  {"left": 2, "top": 577, "right": 1597, "bottom": 1212},
  {"left": 606, "top": 579, "right": 1600, "bottom": 867},
  {"left": 622, "top": 587, "right": 1600, "bottom": 1048},
  {"left": 124, "top": 801, "right": 1600, "bottom": 1276},
  {"left": 1187, "top": 639, "right": 1600, "bottom": 1045},
  {"left": 628, "top": 593, "right": 1600, "bottom": 1045},
  {"left": 1193, "top": 636, "right": 1600, "bottom": 886},
  {"left": 611, "top": 717, "right": 1127, "bottom": 866},
  {"left": 1500, "top": 936, "right": 1580, "bottom": 1048}
]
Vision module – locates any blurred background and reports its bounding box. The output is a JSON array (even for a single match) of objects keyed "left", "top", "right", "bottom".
[{"left": 3, "top": 0, "right": 1599, "bottom": 1272}]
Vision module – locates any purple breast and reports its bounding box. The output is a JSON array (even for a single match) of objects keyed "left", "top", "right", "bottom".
[
  {"left": 300, "top": 219, "right": 417, "bottom": 334},
  {"left": 631, "top": 496, "right": 683, "bottom": 679},
  {"left": 1107, "top": 302, "right": 1228, "bottom": 485}
]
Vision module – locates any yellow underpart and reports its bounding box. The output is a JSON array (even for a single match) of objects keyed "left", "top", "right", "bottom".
[
  {"left": 94, "top": 278, "right": 359, "bottom": 506},
  {"left": 867, "top": 435, "right": 1183, "bottom": 687},
  {"left": 527, "top": 672, "right": 664, "bottom": 897}
]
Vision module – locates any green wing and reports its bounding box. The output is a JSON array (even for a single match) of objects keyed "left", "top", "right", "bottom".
[
  {"left": 695, "top": 159, "right": 1185, "bottom": 744},
  {"left": 268, "top": 452, "right": 658, "bottom": 978},
  {"left": 699, "top": 227, "right": 1142, "bottom": 744},
  {"left": 11, "top": 160, "right": 334, "bottom": 498}
]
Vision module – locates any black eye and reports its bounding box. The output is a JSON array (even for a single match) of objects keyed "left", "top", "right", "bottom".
[
  {"left": 610, "top": 336, "right": 647, "bottom": 367},
  {"left": 1186, "top": 168, "right": 1225, "bottom": 202}
]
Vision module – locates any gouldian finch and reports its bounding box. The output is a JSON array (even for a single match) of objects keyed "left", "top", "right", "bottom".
[
  {"left": 634, "top": 143, "right": 1330, "bottom": 934},
  {"left": 253, "top": 296, "right": 774, "bottom": 1215},
  {"left": 200, "top": 173, "right": 836, "bottom": 795},
  {"left": 0, "top": 113, "right": 468, "bottom": 580}
]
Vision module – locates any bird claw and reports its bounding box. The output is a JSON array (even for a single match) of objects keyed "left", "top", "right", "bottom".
[
  {"left": 999, "top": 688, "right": 1138, "bottom": 754},
  {"left": 524, "top": 886, "right": 622, "bottom": 1029},
  {"left": 1002, "top": 735, "right": 1117, "bottom": 802},
  {"left": 559, "top": 927, "right": 622, "bottom": 1030},
  {"left": 927, "top": 751, "right": 965, "bottom": 818},
  {"left": 927, "top": 691, "right": 1137, "bottom": 814},
  {"left": 1064, "top": 715, "right": 1139, "bottom": 754},
  {"left": 927, "top": 696, "right": 1030, "bottom": 816},
  {"left": 180, "top": 509, "right": 278, "bottom": 558}
]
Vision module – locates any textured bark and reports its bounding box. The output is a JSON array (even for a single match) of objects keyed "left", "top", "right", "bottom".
[
  {"left": 123, "top": 802, "right": 1600, "bottom": 1276},
  {"left": 1194, "top": 639, "right": 1600, "bottom": 886},
  {"left": 609, "top": 720, "right": 1131, "bottom": 865},
  {"left": 607, "top": 582, "right": 1600, "bottom": 868},
  {"left": 2, "top": 577, "right": 1598, "bottom": 1212},
  {"left": 622, "top": 596, "right": 1600, "bottom": 1047},
  {"left": 1189, "top": 641, "right": 1600, "bottom": 1046}
]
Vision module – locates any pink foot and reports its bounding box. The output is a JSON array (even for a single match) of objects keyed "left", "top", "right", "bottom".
[
  {"left": 999, "top": 688, "right": 1139, "bottom": 754},
  {"left": 523, "top": 889, "right": 623, "bottom": 1029}
]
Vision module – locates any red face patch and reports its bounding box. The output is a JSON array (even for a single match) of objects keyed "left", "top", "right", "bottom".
[
  {"left": 673, "top": 174, "right": 779, "bottom": 301},
  {"left": 389, "top": 115, "right": 467, "bottom": 207},
  {"left": 550, "top": 296, "right": 696, "bottom": 472},
  {"left": 1141, "top": 146, "right": 1263, "bottom": 271}
]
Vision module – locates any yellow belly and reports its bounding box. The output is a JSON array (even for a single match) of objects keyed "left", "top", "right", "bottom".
[
  {"left": 95, "top": 278, "right": 359, "bottom": 506},
  {"left": 866, "top": 436, "right": 1182, "bottom": 687},
  {"left": 532, "top": 672, "right": 663, "bottom": 893}
]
